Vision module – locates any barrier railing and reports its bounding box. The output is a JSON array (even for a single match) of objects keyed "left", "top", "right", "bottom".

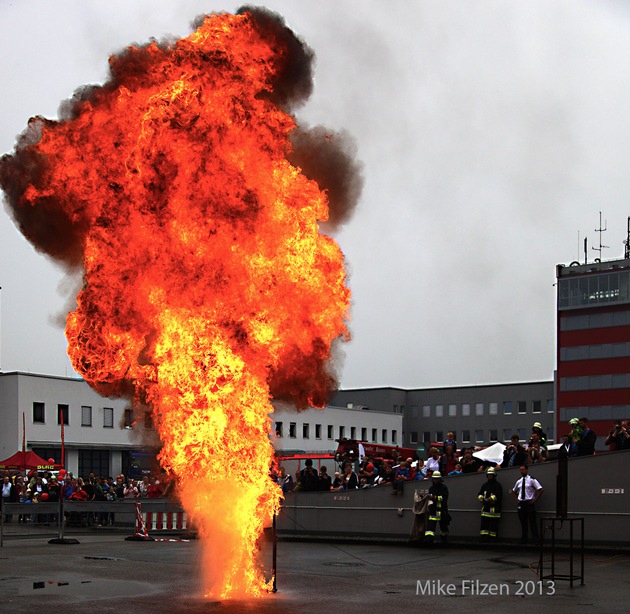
[{"left": 0, "top": 497, "right": 190, "bottom": 546}]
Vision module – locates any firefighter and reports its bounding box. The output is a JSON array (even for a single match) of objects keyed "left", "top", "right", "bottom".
[
  {"left": 478, "top": 467, "right": 503, "bottom": 541},
  {"left": 426, "top": 471, "right": 450, "bottom": 545}
]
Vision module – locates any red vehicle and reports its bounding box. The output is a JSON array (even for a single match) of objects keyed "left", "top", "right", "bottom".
[{"left": 334, "top": 438, "right": 419, "bottom": 466}]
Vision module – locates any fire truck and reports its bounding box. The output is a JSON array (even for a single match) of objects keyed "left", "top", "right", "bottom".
[{"left": 333, "top": 438, "right": 421, "bottom": 466}]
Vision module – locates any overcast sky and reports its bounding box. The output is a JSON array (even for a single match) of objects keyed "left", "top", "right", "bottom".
[{"left": 1, "top": 0, "right": 629, "bottom": 392}]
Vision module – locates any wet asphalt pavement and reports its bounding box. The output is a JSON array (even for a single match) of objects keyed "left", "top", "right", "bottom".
[{"left": 0, "top": 532, "right": 628, "bottom": 613}]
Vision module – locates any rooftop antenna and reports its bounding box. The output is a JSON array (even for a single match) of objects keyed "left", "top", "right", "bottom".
[
  {"left": 592, "top": 211, "right": 608, "bottom": 263},
  {"left": 625, "top": 216, "right": 629, "bottom": 260}
]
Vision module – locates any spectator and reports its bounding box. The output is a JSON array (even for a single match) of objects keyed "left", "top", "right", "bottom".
[
  {"left": 2, "top": 476, "right": 17, "bottom": 522},
  {"left": 426, "top": 448, "right": 440, "bottom": 474},
  {"left": 375, "top": 463, "right": 395, "bottom": 486},
  {"left": 124, "top": 480, "right": 140, "bottom": 498},
  {"left": 448, "top": 463, "right": 463, "bottom": 476},
  {"left": 568, "top": 418, "right": 582, "bottom": 444},
  {"left": 318, "top": 466, "right": 332, "bottom": 491},
  {"left": 276, "top": 467, "right": 294, "bottom": 494},
  {"left": 138, "top": 476, "right": 150, "bottom": 497},
  {"left": 531, "top": 422, "right": 548, "bottom": 447},
  {"left": 461, "top": 450, "right": 483, "bottom": 473},
  {"left": 439, "top": 445, "right": 458, "bottom": 476},
  {"left": 299, "top": 459, "right": 319, "bottom": 492},
  {"left": 605, "top": 420, "right": 630, "bottom": 451},
  {"left": 576, "top": 417, "right": 596, "bottom": 456},
  {"left": 341, "top": 463, "right": 359, "bottom": 490},
  {"left": 392, "top": 461, "right": 409, "bottom": 496},
  {"left": 147, "top": 479, "right": 164, "bottom": 498},
  {"left": 442, "top": 432, "right": 457, "bottom": 454},
  {"left": 332, "top": 471, "right": 343, "bottom": 490},
  {"left": 528, "top": 441, "right": 547, "bottom": 464},
  {"left": 358, "top": 457, "right": 379, "bottom": 485},
  {"left": 501, "top": 435, "right": 528, "bottom": 468}
]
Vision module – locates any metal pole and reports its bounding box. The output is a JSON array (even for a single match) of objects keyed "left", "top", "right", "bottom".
[
  {"left": 272, "top": 509, "right": 277, "bottom": 593},
  {"left": 1, "top": 493, "right": 4, "bottom": 548}
]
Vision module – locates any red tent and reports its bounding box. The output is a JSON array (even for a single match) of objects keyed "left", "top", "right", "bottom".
[{"left": 0, "top": 451, "right": 62, "bottom": 472}]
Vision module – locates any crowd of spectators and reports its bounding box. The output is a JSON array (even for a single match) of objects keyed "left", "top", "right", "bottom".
[
  {"left": 278, "top": 417, "right": 626, "bottom": 496},
  {"left": 1, "top": 470, "right": 167, "bottom": 526}
]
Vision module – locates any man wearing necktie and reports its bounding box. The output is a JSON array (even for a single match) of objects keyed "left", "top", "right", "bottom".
[{"left": 512, "top": 465, "right": 543, "bottom": 544}]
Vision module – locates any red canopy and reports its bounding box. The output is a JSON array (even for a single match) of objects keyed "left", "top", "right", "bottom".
[{"left": 0, "top": 451, "right": 62, "bottom": 472}]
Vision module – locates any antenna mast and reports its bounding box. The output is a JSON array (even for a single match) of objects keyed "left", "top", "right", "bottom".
[
  {"left": 592, "top": 211, "right": 608, "bottom": 262},
  {"left": 625, "top": 216, "right": 630, "bottom": 260}
]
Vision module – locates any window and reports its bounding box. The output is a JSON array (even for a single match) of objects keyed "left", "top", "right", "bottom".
[
  {"left": 503, "top": 429, "right": 512, "bottom": 442},
  {"left": 435, "top": 431, "right": 443, "bottom": 442},
  {"left": 423, "top": 431, "right": 431, "bottom": 443},
  {"left": 275, "top": 421, "right": 283, "bottom": 437},
  {"left": 350, "top": 426, "right": 356, "bottom": 439},
  {"left": 81, "top": 405, "right": 92, "bottom": 427},
  {"left": 79, "top": 449, "right": 109, "bottom": 479},
  {"left": 124, "top": 408, "right": 134, "bottom": 428},
  {"left": 339, "top": 425, "right": 345, "bottom": 439},
  {"left": 392, "top": 430, "right": 398, "bottom": 445},
  {"left": 289, "top": 422, "right": 297, "bottom": 438},
  {"left": 410, "top": 432, "right": 418, "bottom": 444},
  {"left": 503, "top": 401, "right": 512, "bottom": 415},
  {"left": 327, "top": 425, "right": 334, "bottom": 439},
  {"left": 462, "top": 403, "right": 471, "bottom": 416},
  {"left": 372, "top": 428, "right": 377, "bottom": 442},
  {"left": 103, "top": 407, "right": 114, "bottom": 428},
  {"left": 448, "top": 404, "right": 457, "bottom": 417},
  {"left": 423, "top": 405, "right": 431, "bottom": 417},
  {"left": 532, "top": 400, "right": 541, "bottom": 414},
  {"left": 382, "top": 429, "right": 387, "bottom": 443},
  {"left": 462, "top": 430, "right": 470, "bottom": 443},
  {"left": 361, "top": 427, "right": 367, "bottom": 441},
  {"left": 547, "top": 399, "right": 554, "bottom": 413},
  {"left": 489, "top": 429, "right": 498, "bottom": 441},
  {"left": 57, "top": 404, "right": 69, "bottom": 426},
  {"left": 33, "top": 402, "right": 45, "bottom": 424},
  {"left": 315, "top": 424, "right": 322, "bottom": 439},
  {"left": 518, "top": 428, "right": 526, "bottom": 441},
  {"left": 475, "top": 430, "right": 484, "bottom": 443},
  {"left": 435, "top": 405, "right": 444, "bottom": 418},
  {"left": 393, "top": 404, "right": 399, "bottom": 413},
  {"left": 489, "top": 402, "right": 498, "bottom": 415},
  {"left": 518, "top": 401, "right": 527, "bottom": 414},
  {"left": 303, "top": 423, "right": 310, "bottom": 439},
  {"left": 475, "top": 403, "right": 484, "bottom": 416}
]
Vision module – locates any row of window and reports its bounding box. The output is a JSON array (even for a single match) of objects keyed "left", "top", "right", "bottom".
[
  {"left": 32, "top": 402, "right": 139, "bottom": 429},
  {"left": 560, "top": 308, "right": 630, "bottom": 331},
  {"left": 560, "top": 373, "right": 630, "bottom": 392},
  {"left": 560, "top": 342, "right": 630, "bottom": 362},
  {"left": 557, "top": 270, "right": 630, "bottom": 309},
  {"left": 274, "top": 421, "right": 398, "bottom": 445},
  {"left": 414, "top": 399, "right": 553, "bottom": 418},
  {"left": 409, "top": 427, "right": 555, "bottom": 445}
]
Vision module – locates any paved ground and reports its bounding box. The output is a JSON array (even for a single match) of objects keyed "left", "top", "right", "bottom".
[{"left": 0, "top": 532, "right": 628, "bottom": 613}]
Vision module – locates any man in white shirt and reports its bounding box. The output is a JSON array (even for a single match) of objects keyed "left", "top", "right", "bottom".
[{"left": 512, "top": 465, "right": 543, "bottom": 544}]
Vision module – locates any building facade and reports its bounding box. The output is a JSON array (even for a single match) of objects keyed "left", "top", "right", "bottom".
[
  {"left": 0, "top": 372, "right": 159, "bottom": 478},
  {"left": 332, "top": 381, "right": 555, "bottom": 449},
  {"left": 271, "top": 403, "right": 403, "bottom": 454},
  {"left": 555, "top": 256, "right": 630, "bottom": 445},
  {"left": 0, "top": 372, "right": 403, "bottom": 478}
]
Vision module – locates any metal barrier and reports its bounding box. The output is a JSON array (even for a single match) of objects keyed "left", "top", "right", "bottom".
[{"left": 0, "top": 497, "right": 189, "bottom": 546}]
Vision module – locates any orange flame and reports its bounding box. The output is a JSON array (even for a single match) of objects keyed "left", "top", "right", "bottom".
[{"left": 0, "top": 9, "right": 359, "bottom": 599}]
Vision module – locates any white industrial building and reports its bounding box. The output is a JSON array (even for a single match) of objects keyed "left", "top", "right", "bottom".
[
  {"left": 0, "top": 372, "right": 403, "bottom": 478},
  {"left": 270, "top": 402, "right": 403, "bottom": 453},
  {"left": 0, "top": 371, "right": 157, "bottom": 478}
]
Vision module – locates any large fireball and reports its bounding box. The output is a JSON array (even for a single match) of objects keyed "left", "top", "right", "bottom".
[{"left": 0, "top": 8, "right": 361, "bottom": 599}]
